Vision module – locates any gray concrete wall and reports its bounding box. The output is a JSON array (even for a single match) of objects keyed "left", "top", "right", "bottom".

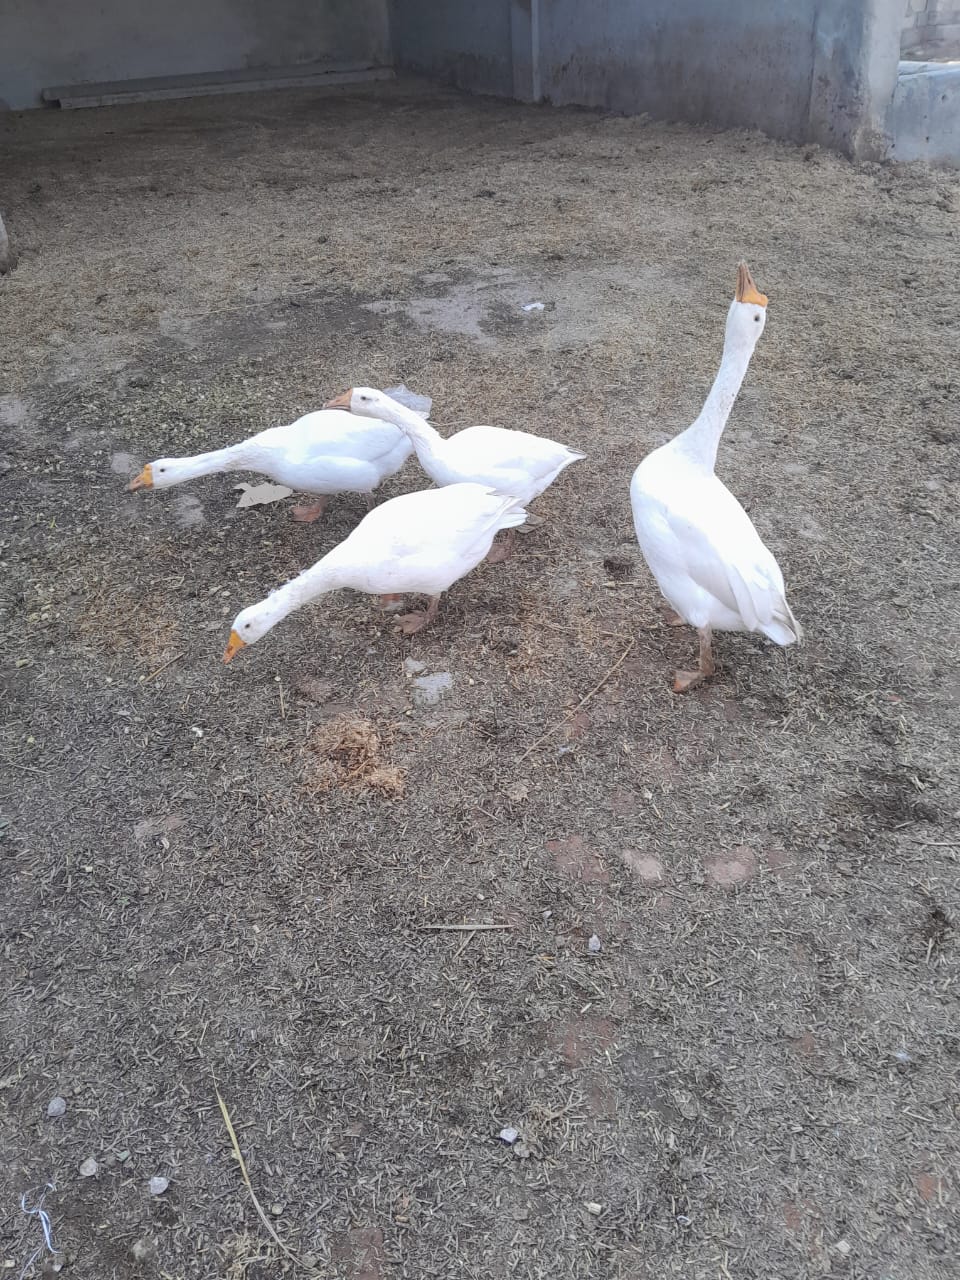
[
  {"left": 889, "top": 59, "right": 960, "bottom": 162},
  {"left": 388, "top": 0, "right": 514, "bottom": 98},
  {"left": 902, "top": 0, "right": 960, "bottom": 58},
  {"left": 391, "top": 0, "right": 903, "bottom": 159},
  {"left": 0, "top": 0, "right": 391, "bottom": 110}
]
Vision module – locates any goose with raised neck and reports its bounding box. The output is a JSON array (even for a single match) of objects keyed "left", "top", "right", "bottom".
[{"left": 630, "top": 262, "right": 802, "bottom": 693}]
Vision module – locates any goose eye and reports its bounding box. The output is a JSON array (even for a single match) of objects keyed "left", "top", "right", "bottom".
[{"left": 754, "top": 314, "right": 760, "bottom": 322}]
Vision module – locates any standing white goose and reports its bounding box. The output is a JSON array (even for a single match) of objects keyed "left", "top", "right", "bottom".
[
  {"left": 631, "top": 262, "right": 802, "bottom": 692},
  {"left": 222, "top": 482, "right": 528, "bottom": 660},
  {"left": 127, "top": 405, "right": 416, "bottom": 522},
  {"left": 324, "top": 386, "right": 585, "bottom": 560}
]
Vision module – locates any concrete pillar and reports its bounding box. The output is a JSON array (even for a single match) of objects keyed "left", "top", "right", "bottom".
[
  {"left": 808, "top": 0, "right": 903, "bottom": 159},
  {"left": 0, "top": 212, "right": 13, "bottom": 273}
]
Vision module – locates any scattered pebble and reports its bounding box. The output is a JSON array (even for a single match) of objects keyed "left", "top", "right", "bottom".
[
  {"left": 46, "top": 1096, "right": 66, "bottom": 1118},
  {"left": 131, "top": 1238, "right": 158, "bottom": 1263},
  {"left": 109, "top": 450, "right": 139, "bottom": 476},
  {"left": 270, "top": 1202, "right": 284, "bottom": 1217},
  {"left": 704, "top": 846, "right": 757, "bottom": 890},
  {"left": 402, "top": 658, "right": 427, "bottom": 676},
  {"left": 621, "top": 850, "right": 665, "bottom": 884},
  {"left": 411, "top": 671, "right": 453, "bottom": 706},
  {"left": 499, "top": 1127, "right": 520, "bottom": 1145},
  {"left": 835, "top": 1239, "right": 852, "bottom": 1257},
  {"left": 148, "top": 1176, "right": 169, "bottom": 1196},
  {"left": 79, "top": 1157, "right": 98, "bottom": 1178},
  {"left": 587, "top": 934, "right": 602, "bottom": 953}
]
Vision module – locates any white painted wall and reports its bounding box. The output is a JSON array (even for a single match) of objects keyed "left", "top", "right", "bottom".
[{"left": 0, "top": 0, "right": 391, "bottom": 110}]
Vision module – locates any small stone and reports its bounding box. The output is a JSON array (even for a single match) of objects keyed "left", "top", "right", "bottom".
[
  {"left": 117, "top": 1150, "right": 131, "bottom": 1163},
  {"left": 835, "top": 1239, "right": 851, "bottom": 1257},
  {"left": 131, "top": 1238, "right": 158, "bottom": 1263},
  {"left": 499, "top": 1127, "right": 520, "bottom": 1145},
  {"left": 79, "top": 1157, "right": 98, "bottom": 1178},
  {"left": 584, "top": 1201, "right": 603, "bottom": 1215},
  {"left": 621, "top": 849, "right": 665, "bottom": 884},
  {"left": 411, "top": 672, "right": 453, "bottom": 706},
  {"left": 270, "top": 1203, "right": 284, "bottom": 1217},
  {"left": 402, "top": 657, "right": 427, "bottom": 676},
  {"left": 148, "top": 1176, "right": 169, "bottom": 1196},
  {"left": 587, "top": 934, "right": 602, "bottom": 953},
  {"left": 704, "top": 845, "right": 757, "bottom": 890},
  {"left": 46, "top": 1096, "right": 66, "bottom": 1118}
]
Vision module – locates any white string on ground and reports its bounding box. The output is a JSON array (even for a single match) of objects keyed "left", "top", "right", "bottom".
[{"left": 17, "top": 1182, "right": 58, "bottom": 1280}]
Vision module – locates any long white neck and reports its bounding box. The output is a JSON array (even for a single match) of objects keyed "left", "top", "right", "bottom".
[
  {"left": 258, "top": 557, "right": 349, "bottom": 636},
  {"left": 673, "top": 328, "right": 756, "bottom": 472},
  {"left": 364, "top": 399, "right": 452, "bottom": 483},
  {"left": 160, "top": 442, "right": 254, "bottom": 485}
]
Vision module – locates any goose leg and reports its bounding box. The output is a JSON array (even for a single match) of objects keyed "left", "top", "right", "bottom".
[
  {"left": 395, "top": 595, "right": 441, "bottom": 636},
  {"left": 486, "top": 528, "right": 518, "bottom": 564},
  {"left": 663, "top": 608, "right": 686, "bottom": 627},
  {"left": 379, "top": 593, "right": 406, "bottom": 613},
  {"left": 291, "top": 496, "right": 329, "bottom": 523},
  {"left": 673, "top": 627, "right": 715, "bottom": 693},
  {"left": 364, "top": 492, "right": 376, "bottom": 513}
]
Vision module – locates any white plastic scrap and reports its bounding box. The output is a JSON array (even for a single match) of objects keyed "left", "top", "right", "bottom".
[
  {"left": 384, "top": 384, "right": 432, "bottom": 418},
  {"left": 233, "top": 481, "right": 294, "bottom": 508},
  {"left": 499, "top": 1127, "right": 520, "bottom": 1145},
  {"left": 588, "top": 934, "right": 602, "bottom": 953},
  {"left": 148, "top": 1176, "right": 169, "bottom": 1196},
  {"left": 521, "top": 302, "right": 545, "bottom": 312},
  {"left": 79, "top": 1158, "right": 98, "bottom": 1178}
]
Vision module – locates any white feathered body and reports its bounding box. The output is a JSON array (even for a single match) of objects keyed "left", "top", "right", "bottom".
[
  {"left": 234, "top": 410, "right": 412, "bottom": 495},
  {"left": 631, "top": 444, "right": 802, "bottom": 646},
  {"left": 150, "top": 410, "right": 412, "bottom": 496},
  {"left": 304, "top": 482, "right": 528, "bottom": 599},
  {"left": 408, "top": 424, "right": 584, "bottom": 505}
]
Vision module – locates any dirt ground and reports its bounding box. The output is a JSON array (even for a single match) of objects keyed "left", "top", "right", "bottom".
[{"left": 1, "top": 78, "right": 958, "bottom": 1280}]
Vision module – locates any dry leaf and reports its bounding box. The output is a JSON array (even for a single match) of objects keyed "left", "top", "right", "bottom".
[{"left": 234, "top": 482, "right": 294, "bottom": 508}]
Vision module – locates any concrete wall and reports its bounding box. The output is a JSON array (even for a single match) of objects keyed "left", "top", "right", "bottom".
[
  {"left": 391, "top": 0, "right": 903, "bottom": 159},
  {"left": 889, "top": 59, "right": 960, "bottom": 161},
  {"left": 0, "top": 0, "right": 391, "bottom": 110},
  {"left": 902, "top": 0, "right": 960, "bottom": 58},
  {"left": 388, "top": 0, "right": 515, "bottom": 98}
]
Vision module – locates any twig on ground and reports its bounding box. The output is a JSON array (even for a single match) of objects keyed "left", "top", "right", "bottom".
[
  {"left": 418, "top": 923, "right": 513, "bottom": 932},
  {"left": 141, "top": 652, "right": 187, "bottom": 683},
  {"left": 214, "top": 1084, "right": 308, "bottom": 1269},
  {"left": 518, "top": 638, "right": 637, "bottom": 762}
]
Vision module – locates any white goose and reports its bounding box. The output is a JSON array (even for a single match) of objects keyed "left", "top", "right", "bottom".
[
  {"left": 223, "top": 482, "right": 528, "bottom": 660},
  {"left": 324, "top": 386, "right": 585, "bottom": 560},
  {"left": 631, "top": 262, "right": 802, "bottom": 692},
  {"left": 127, "top": 403, "right": 416, "bottom": 522}
]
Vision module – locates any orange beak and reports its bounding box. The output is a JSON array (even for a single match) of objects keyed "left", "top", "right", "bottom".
[
  {"left": 736, "top": 262, "right": 768, "bottom": 307},
  {"left": 323, "top": 389, "right": 353, "bottom": 411},
  {"left": 127, "top": 464, "right": 154, "bottom": 491},
  {"left": 222, "top": 629, "right": 247, "bottom": 663}
]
